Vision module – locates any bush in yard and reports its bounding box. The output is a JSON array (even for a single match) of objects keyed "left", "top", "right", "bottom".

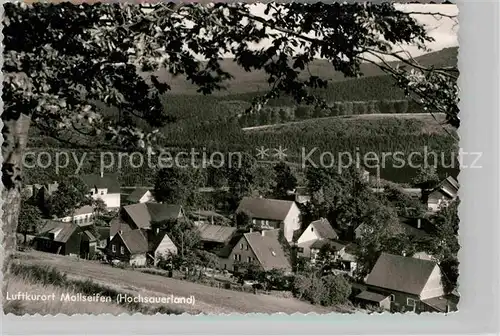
[{"left": 320, "top": 274, "right": 352, "bottom": 306}]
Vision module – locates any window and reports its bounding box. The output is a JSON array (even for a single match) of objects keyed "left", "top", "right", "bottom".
[
  {"left": 90, "top": 191, "right": 93, "bottom": 195},
  {"left": 233, "top": 254, "right": 238, "bottom": 260},
  {"left": 297, "top": 247, "right": 304, "bottom": 253},
  {"left": 245, "top": 244, "right": 249, "bottom": 250},
  {"left": 247, "top": 256, "right": 253, "bottom": 263},
  {"left": 223, "top": 264, "right": 227, "bottom": 270},
  {"left": 311, "top": 227, "right": 314, "bottom": 232},
  {"left": 407, "top": 298, "right": 416, "bottom": 307},
  {"left": 120, "top": 246, "right": 125, "bottom": 254},
  {"left": 252, "top": 219, "right": 256, "bottom": 224},
  {"left": 390, "top": 294, "right": 395, "bottom": 302},
  {"left": 112, "top": 245, "right": 116, "bottom": 253},
  {"left": 240, "top": 243, "right": 244, "bottom": 250}
]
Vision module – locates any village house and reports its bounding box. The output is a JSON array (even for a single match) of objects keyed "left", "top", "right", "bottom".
[
  {"left": 81, "top": 173, "right": 121, "bottom": 210},
  {"left": 236, "top": 197, "right": 301, "bottom": 243},
  {"left": 217, "top": 229, "right": 291, "bottom": 273},
  {"left": 424, "top": 176, "right": 459, "bottom": 212},
  {"left": 126, "top": 188, "right": 155, "bottom": 204},
  {"left": 296, "top": 218, "right": 339, "bottom": 258},
  {"left": 109, "top": 202, "right": 185, "bottom": 239},
  {"left": 58, "top": 205, "right": 94, "bottom": 225},
  {"left": 105, "top": 230, "right": 149, "bottom": 266},
  {"left": 105, "top": 229, "right": 178, "bottom": 266},
  {"left": 34, "top": 220, "right": 97, "bottom": 259},
  {"left": 197, "top": 223, "right": 238, "bottom": 253},
  {"left": 358, "top": 253, "right": 455, "bottom": 313}
]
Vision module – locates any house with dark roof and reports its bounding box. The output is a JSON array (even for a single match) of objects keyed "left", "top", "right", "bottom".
[
  {"left": 105, "top": 228, "right": 178, "bottom": 266},
  {"left": 197, "top": 223, "right": 238, "bottom": 253},
  {"left": 236, "top": 197, "right": 301, "bottom": 243},
  {"left": 296, "top": 218, "right": 339, "bottom": 258},
  {"left": 362, "top": 253, "right": 454, "bottom": 313},
  {"left": 425, "top": 176, "right": 459, "bottom": 212},
  {"left": 126, "top": 188, "right": 155, "bottom": 204},
  {"left": 105, "top": 230, "right": 149, "bottom": 266},
  {"left": 80, "top": 173, "right": 121, "bottom": 210},
  {"left": 217, "top": 230, "right": 291, "bottom": 273},
  {"left": 122, "top": 203, "right": 185, "bottom": 232},
  {"left": 34, "top": 220, "right": 97, "bottom": 259}
]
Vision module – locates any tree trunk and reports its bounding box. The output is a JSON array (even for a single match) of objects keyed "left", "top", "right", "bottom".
[{"left": 2, "top": 114, "right": 31, "bottom": 273}]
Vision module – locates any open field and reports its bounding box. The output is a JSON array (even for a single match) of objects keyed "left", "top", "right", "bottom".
[{"left": 11, "top": 251, "right": 342, "bottom": 314}]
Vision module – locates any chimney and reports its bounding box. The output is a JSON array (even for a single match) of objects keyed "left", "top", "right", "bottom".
[
  {"left": 417, "top": 218, "right": 422, "bottom": 229},
  {"left": 249, "top": 228, "right": 253, "bottom": 233}
]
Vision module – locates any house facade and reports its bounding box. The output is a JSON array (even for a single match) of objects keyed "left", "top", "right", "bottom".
[
  {"left": 81, "top": 173, "right": 121, "bottom": 210},
  {"left": 363, "top": 253, "right": 448, "bottom": 313},
  {"left": 127, "top": 188, "right": 155, "bottom": 204},
  {"left": 296, "top": 218, "right": 339, "bottom": 258},
  {"left": 152, "top": 233, "right": 178, "bottom": 266},
  {"left": 34, "top": 221, "right": 97, "bottom": 259},
  {"left": 426, "top": 176, "right": 459, "bottom": 212},
  {"left": 236, "top": 197, "right": 301, "bottom": 243},
  {"left": 105, "top": 230, "right": 149, "bottom": 266},
  {"left": 218, "top": 230, "right": 291, "bottom": 273},
  {"left": 58, "top": 205, "right": 94, "bottom": 225}
]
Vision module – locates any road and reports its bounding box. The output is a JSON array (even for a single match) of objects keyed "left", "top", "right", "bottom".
[
  {"left": 16, "top": 251, "right": 340, "bottom": 314},
  {"left": 242, "top": 113, "right": 442, "bottom": 131}
]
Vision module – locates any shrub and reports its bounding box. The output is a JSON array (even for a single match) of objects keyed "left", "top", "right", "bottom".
[{"left": 321, "top": 274, "right": 352, "bottom": 306}]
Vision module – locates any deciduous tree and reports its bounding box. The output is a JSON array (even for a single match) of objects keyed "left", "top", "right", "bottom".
[{"left": 3, "top": 2, "right": 459, "bottom": 264}]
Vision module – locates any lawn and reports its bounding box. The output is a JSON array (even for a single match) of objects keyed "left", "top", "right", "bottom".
[{"left": 12, "top": 251, "right": 345, "bottom": 314}]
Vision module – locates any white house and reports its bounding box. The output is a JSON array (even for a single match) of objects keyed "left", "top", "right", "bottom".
[
  {"left": 81, "top": 173, "right": 121, "bottom": 210},
  {"left": 151, "top": 232, "right": 178, "bottom": 266},
  {"left": 127, "top": 188, "right": 155, "bottom": 204},
  {"left": 236, "top": 197, "right": 301, "bottom": 243},
  {"left": 426, "top": 176, "right": 459, "bottom": 212},
  {"left": 296, "top": 218, "right": 339, "bottom": 258},
  {"left": 58, "top": 205, "right": 94, "bottom": 226}
]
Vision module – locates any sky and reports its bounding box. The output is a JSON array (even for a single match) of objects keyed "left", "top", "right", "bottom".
[{"left": 245, "top": 3, "right": 459, "bottom": 59}]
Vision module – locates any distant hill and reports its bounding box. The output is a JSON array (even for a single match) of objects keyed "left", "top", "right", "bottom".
[{"left": 152, "top": 47, "right": 458, "bottom": 95}]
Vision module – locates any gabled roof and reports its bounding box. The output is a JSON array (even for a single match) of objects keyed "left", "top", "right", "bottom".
[
  {"left": 244, "top": 232, "right": 291, "bottom": 272},
  {"left": 198, "top": 224, "right": 237, "bottom": 243},
  {"left": 310, "top": 239, "right": 345, "bottom": 251},
  {"left": 82, "top": 230, "right": 97, "bottom": 242},
  {"left": 365, "top": 253, "right": 438, "bottom": 296},
  {"left": 310, "top": 218, "right": 338, "bottom": 240},
  {"left": 110, "top": 216, "right": 133, "bottom": 237},
  {"left": 123, "top": 203, "right": 183, "bottom": 229},
  {"left": 127, "top": 188, "right": 152, "bottom": 203},
  {"left": 80, "top": 174, "right": 121, "bottom": 194},
  {"left": 217, "top": 234, "right": 243, "bottom": 258},
  {"left": 150, "top": 232, "right": 177, "bottom": 254},
  {"left": 118, "top": 230, "right": 149, "bottom": 254},
  {"left": 38, "top": 220, "right": 78, "bottom": 243},
  {"left": 236, "top": 197, "right": 296, "bottom": 221},
  {"left": 356, "top": 291, "right": 390, "bottom": 303}
]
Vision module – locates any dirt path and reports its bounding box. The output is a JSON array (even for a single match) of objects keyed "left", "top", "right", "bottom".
[
  {"left": 242, "top": 113, "right": 441, "bottom": 131},
  {"left": 16, "top": 251, "right": 338, "bottom": 314}
]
